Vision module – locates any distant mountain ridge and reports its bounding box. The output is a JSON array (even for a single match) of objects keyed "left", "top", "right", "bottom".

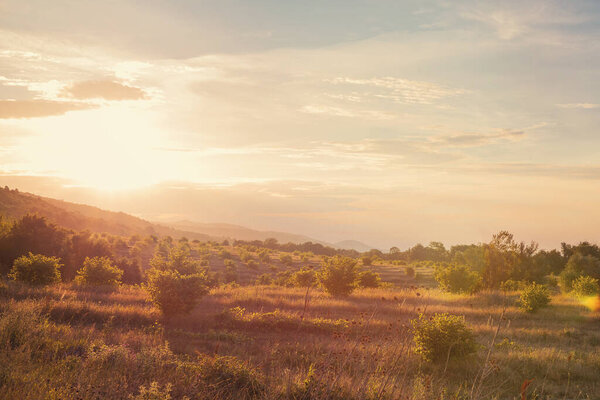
[{"left": 0, "top": 186, "right": 373, "bottom": 251}]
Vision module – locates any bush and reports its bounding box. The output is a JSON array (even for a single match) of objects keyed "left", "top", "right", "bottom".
[
  {"left": 199, "top": 355, "right": 265, "bottom": 399},
  {"left": 246, "top": 260, "right": 258, "bottom": 270},
  {"left": 291, "top": 268, "right": 317, "bottom": 287},
  {"left": 559, "top": 253, "right": 600, "bottom": 292},
  {"left": 75, "top": 257, "right": 123, "bottom": 286},
  {"left": 144, "top": 269, "right": 208, "bottom": 317},
  {"left": 361, "top": 255, "right": 373, "bottom": 266},
  {"left": 356, "top": 270, "right": 381, "bottom": 288},
  {"left": 518, "top": 283, "right": 550, "bottom": 313},
  {"left": 9, "top": 253, "right": 61, "bottom": 285},
  {"left": 280, "top": 254, "right": 293, "bottom": 266},
  {"left": 130, "top": 382, "right": 173, "bottom": 400},
  {"left": 405, "top": 266, "right": 415, "bottom": 278},
  {"left": 317, "top": 256, "right": 359, "bottom": 297},
  {"left": 411, "top": 313, "right": 477, "bottom": 362},
  {"left": 572, "top": 276, "right": 600, "bottom": 298},
  {"left": 255, "top": 273, "right": 273, "bottom": 285},
  {"left": 500, "top": 279, "right": 526, "bottom": 292},
  {"left": 434, "top": 264, "right": 481, "bottom": 294}
]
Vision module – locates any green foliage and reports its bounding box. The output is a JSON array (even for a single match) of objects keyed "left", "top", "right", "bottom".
[
  {"left": 291, "top": 267, "right": 317, "bottom": 287},
  {"left": 150, "top": 245, "right": 201, "bottom": 275},
  {"left": 317, "top": 256, "right": 359, "bottom": 297},
  {"left": 361, "top": 255, "right": 373, "bottom": 266},
  {"left": 74, "top": 256, "right": 123, "bottom": 286},
  {"left": 559, "top": 253, "right": 600, "bottom": 292},
  {"left": 500, "top": 279, "right": 526, "bottom": 292},
  {"left": 9, "top": 252, "right": 61, "bottom": 285},
  {"left": 434, "top": 264, "right": 481, "bottom": 294},
  {"left": 280, "top": 253, "right": 293, "bottom": 266},
  {"left": 356, "top": 270, "right": 381, "bottom": 288},
  {"left": 144, "top": 269, "right": 208, "bottom": 317},
  {"left": 255, "top": 273, "right": 273, "bottom": 285},
  {"left": 572, "top": 276, "right": 600, "bottom": 298},
  {"left": 518, "top": 283, "right": 550, "bottom": 313},
  {"left": 411, "top": 313, "right": 477, "bottom": 362}
]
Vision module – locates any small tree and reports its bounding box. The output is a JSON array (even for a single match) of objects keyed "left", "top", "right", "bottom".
[
  {"left": 434, "top": 264, "right": 481, "bottom": 294},
  {"left": 405, "top": 266, "right": 415, "bottom": 278},
  {"left": 518, "top": 283, "right": 550, "bottom": 313},
  {"left": 357, "top": 270, "right": 381, "bottom": 288},
  {"left": 280, "top": 254, "right": 293, "bottom": 266},
  {"left": 75, "top": 257, "right": 123, "bottom": 286},
  {"left": 291, "top": 268, "right": 317, "bottom": 288},
  {"left": 361, "top": 255, "right": 373, "bottom": 266},
  {"left": 9, "top": 253, "right": 61, "bottom": 285},
  {"left": 411, "top": 313, "right": 477, "bottom": 362},
  {"left": 572, "top": 276, "right": 600, "bottom": 298},
  {"left": 144, "top": 269, "right": 208, "bottom": 317},
  {"left": 317, "top": 256, "right": 359, "bottom": 297}
]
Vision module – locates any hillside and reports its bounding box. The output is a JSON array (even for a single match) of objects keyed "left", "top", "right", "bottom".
[
  {"left": 169, "top": 220, "right": 329, "bottom": 245},
  {"left": 0, "top": 187, "right": 210, "bottom": 240},
  {"left": 333, "top": 239, "right": 375, "bottom": 252}
]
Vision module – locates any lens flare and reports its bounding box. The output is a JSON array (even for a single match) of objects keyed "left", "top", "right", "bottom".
[{"left": 580, "top": 296, "right": 600, "bottom": 312}]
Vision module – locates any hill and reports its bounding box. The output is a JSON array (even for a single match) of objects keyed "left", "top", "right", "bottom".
[
  {"left": 168, "top": 220, "right": 329, "bottom": 245},
  {"left": 0, "top": 186, "right": 210, "bottom": 240},
  {"left": 334, "top": 239, "right": 375, "bottom": 252}
]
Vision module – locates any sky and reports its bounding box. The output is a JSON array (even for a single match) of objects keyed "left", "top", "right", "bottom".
[{"left": 1, "top": 0, "right": 600, "bottom": 249}]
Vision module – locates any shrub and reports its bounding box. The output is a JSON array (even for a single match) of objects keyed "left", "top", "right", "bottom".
[
  {"left": 255, "top": 273, "right": 273, "bottom": 285},
  {"left": 317, "top": 256, "right": 359, "bottom": 297},
  {"left": 150, "top": 245, "right": 201, "bottom": 275},
  {"left": 411, "top": 313, "right": 477, "bottom": 362},
  {"left": 280, "top": 254, "right": 293, "bottom": 266},
  {"left": 434, "top": 264, "right": 481, "bottom": 294},
  {"left": 500, "top": 279, "right": 526, "bottom": 292},
  {"left": 361, "top": 255, "right": 373, "bottom": 266},
  {"left": 291, "top": 268, "right": 317, "bottom": 287},
  {"left": 559, "top": 253, "right": 600, "bottom": 292},
  {"left": 518, "top": 283, "right": 550, "bottom": 313},
  {"left": 129, "top": 382, "right": 173, "bottom": 400},
  {"left": 75, "top": 257, "right": 123, "bottom": 286},
  {"left": 257, "top": 250, "right": 270, "bottom": 263},
  {"left": 356, "top": 270, "right": 381, "bottom": 288},
  {"left": 246, "top": 260, "right": 258, "bottom": 270},
  {"left": 199, "top": 355, "right": 265, "bottom": 399},
  {"left": 144, "top": 269, "right": 208, "bottom": 317},
  {"left": 9, "top": 253, "right": 61, "bottom": 285},
  {"left": 572, "top": 276, "right": 600, "bottom": 298},
  {"left": 405, "top": 266, "right": 415, "bottom": 278}
]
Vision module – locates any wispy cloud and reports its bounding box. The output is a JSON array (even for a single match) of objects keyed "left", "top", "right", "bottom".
[
  {"left": 556, "top": 103, "right": 600, "bottom": 109},
  {"left": 63, "top": 80, "right": 147, "bottom": 101},
  {"left": 0, "top": 99, "right": 95, "bottom": 119}
]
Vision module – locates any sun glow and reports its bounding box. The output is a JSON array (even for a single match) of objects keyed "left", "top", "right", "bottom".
[{"left": 13, "top": 104, "right": 181, "bottom": 191}]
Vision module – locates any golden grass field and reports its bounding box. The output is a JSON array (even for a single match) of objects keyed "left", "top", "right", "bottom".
[{"left": 1, "top": 279, "right": 599, "bottom": 400}]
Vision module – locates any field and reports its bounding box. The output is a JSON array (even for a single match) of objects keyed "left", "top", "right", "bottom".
[{"left": 2, "top": 280, "right": 599, "bottom": 400}]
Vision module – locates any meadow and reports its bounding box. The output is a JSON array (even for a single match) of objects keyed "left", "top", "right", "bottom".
[{"left": 1, "top": 279, "right": 599, "bottom": 399}]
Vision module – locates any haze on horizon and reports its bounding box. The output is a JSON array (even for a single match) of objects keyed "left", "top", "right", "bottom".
[{"left": 1, "top": 0, "right": 600, "bottom": 250}]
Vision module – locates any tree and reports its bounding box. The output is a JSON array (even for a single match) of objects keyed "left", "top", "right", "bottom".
[
  {"left": 291, "top": 268, "right": 317, "bottom": 287},
  {"left": 9, "top": 252, "right": 62, "bottom": 285},
  {"left": 317, "top": 256, "right": 359, "bottom": 297},
  {"left": 559, "top": 253, "right": 600, "bottom": 292},
  {"left": 434, "top": 264, "right": 481, "bottom": 294},
  {"left": 144, "top": 269, "right": 208, "bottom": 317},
  {"left": 150, "top": 245, "right": 201, "bottom": 275},
  {"left": 74, "top": 256, "right": 123, "bottom": 286}
]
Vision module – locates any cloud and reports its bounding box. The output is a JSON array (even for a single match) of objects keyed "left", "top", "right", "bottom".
[
  {"left": 435, "top": 128, "right": 525, "bottom": 147},
  {"left": 326, "top": 77, "right": 466, "bottom": 105},
  {"left": 64, "top": 80, "right": 147, "bottom": 100},
  {"left": 0, "top": 99, "right": 95, "bottom": 119},
  {"left": 556, "top": 103, "right": 600, "bottom": 109}
]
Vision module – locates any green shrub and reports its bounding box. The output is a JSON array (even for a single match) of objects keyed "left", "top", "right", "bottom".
[
  {"left": 559, "top": 253, "right": 600, "bottom": 292},
  {"left": 280, "top": 254, "right": 293, "bottom": 266},
  {"left": 75, "top": 256, "right": 123, "bottom": 286},
  {"left": 317, "top": 256, "right": 359, "bottom": 297},
  {"left": 144, "top": 269, "right": 208, "bottom": 317},
  {"left": 572, "top": 276, "right": 600, "bottom": 298},
  {"left": 361, "top": 255, "right": 373, "bottom": 266},
  {"left": 405, "top": 266, "right": 415, "bottom": 278},
  {"left": 518, "top": 283, "right": 550, "bottom": 313},
  {"left": 199, "top": 355, "right": 265, "bottom": 399},
  {"left": 500, "top": 279, "right": 526, "bottom": 292},
  {"left": 434, "top": 264, "right": 481, "bottom": 294},
  {"left": 9, "top": 253, "right": 61, "bottom": 285},
  {"left": 255, "top": 273, "right": 273, "bottom": 285},
  {"left": 291, "top": 268, "right": 317, "bottom": 287},
  {"left": 356, "top": 270, "right": 381, "bottom": 288},
  {"left": 150, "top": 245, "right": 201, "bottom": 275},
  {"left": 411, "top": 313, "right": 477, "bottom": 362}
]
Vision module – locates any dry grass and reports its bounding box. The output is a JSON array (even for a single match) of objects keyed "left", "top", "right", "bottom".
[{"left": 1, "top": 281, "right": 599, "bottom": 399}]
